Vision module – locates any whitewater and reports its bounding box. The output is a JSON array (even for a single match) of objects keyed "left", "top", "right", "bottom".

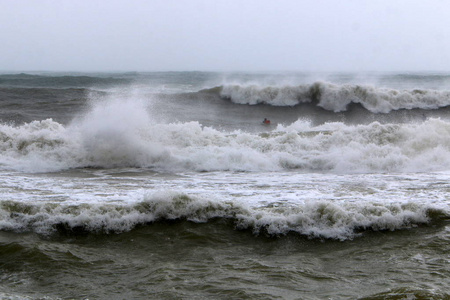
[{"left": 0, "top": 72, "right": 449, "bottom": 299}]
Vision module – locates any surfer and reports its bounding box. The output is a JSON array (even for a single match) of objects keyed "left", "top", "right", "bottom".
[{"left": 263, "top": 118, "right": 271, "bottom": 124}]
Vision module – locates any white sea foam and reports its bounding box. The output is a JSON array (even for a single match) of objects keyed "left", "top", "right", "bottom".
[{"left": 1, "top": 94, "right": 450, "bottom": 173}]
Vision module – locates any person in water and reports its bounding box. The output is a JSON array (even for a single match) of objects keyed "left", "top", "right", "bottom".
[{"left": 263, "top": 118, "right": 270, "bottom": 124}]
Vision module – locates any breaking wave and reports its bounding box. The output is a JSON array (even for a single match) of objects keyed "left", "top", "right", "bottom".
[
  {"left": 211, "top": 82, "right": 450, "bottom": 113},
  {"left": 0, "top": 191, "right": 446, "bottom": 240},
  {"left": 2, "top": 93, "right": 450, "bottom": 173}
]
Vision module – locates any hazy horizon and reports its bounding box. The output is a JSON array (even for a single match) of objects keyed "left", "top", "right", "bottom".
[{"left": 2, "top": 0, "right": 450, "bottom": 73}]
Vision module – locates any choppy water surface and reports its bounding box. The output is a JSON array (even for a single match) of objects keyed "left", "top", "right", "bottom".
[{"left": 0, "top": 72, "right": 449, "bottom": 299}]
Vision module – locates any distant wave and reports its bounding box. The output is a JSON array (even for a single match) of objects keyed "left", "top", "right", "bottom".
[
  {"left": 0, "top": 191, "right": 446, "bottom": 240},
  {"left": 0, "top": 73, "right": 132, "bottom": 88},
  {"left": 201, "top": 82, "right": 450, "bottom": 113},
  {"left": 0, "top": 86, "right": 96, "bottom": 98}
]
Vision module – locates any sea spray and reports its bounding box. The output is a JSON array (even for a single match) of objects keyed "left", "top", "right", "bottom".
[{"left": 71, "top": 96, "right": 170, "bottom": 168}]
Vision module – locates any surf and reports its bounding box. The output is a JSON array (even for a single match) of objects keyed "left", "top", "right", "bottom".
[
  {"left": 2, "top": 101, "right": 450, "bottom": 173},
  {"left": 214, "top": 82, "right": 450, "bottom": 113},
  {"left": 0, "top": 189, "right": 444, "bottom": 240}
]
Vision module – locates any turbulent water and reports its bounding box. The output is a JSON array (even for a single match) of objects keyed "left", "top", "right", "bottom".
[{"left": 0, "top": 71, "right": 449, "bottom": 299}]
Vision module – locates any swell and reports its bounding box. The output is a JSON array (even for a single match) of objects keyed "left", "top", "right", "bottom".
[
  {"left": 0, "top": 73, "right": 132, "bottom": 88},
  {"left": 0, "top": 87, "right": 101, "bottom": 108},
  {"left": 0, "top": 192, "right": 447, "bottom": 240},
  {"left": 0, "top": 87, "right": 103, "bottom": 124},
  {"left": 200, "top": 82, "right": 450, "bottom": 113}
]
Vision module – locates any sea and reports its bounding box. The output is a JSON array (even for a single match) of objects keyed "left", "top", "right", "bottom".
[{"left": 0, "top": 71, "right": 449, "bottom": 300}]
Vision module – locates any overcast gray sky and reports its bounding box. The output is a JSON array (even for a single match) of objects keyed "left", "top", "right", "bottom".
[{"left": 1, "top": 0, "right": 450, "bottom": 72}]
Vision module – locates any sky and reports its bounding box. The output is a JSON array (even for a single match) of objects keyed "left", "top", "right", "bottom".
[{"left": 1, "top": 0, "right": 450, "bottom": 72}]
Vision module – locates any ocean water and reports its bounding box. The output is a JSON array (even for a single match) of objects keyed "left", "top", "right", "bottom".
[{"left": 0, "top": 71, "right": 449, "bottom": 299}]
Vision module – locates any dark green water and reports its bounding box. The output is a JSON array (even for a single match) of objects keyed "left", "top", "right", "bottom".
[{"left": 1, "top": 220, "right": 449, "bottom": 300}]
